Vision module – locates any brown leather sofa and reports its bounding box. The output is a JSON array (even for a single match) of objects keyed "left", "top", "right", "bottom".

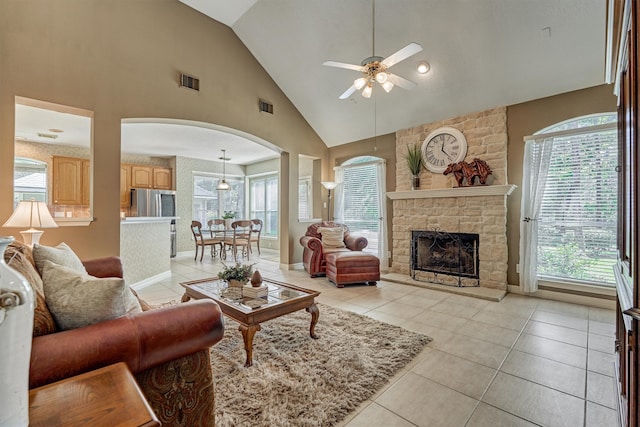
[
  {"left": 5, "top": 241, "right": 224, "bottom": 426},
  {"left": 299, "top": 221, "right": 368, "bottom": 277}
]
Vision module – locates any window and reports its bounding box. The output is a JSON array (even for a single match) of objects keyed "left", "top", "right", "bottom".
[
  {"left": 250, "top": 174, "right": 278, "bottom": 237},
  {"left": 536, "top": 113, "right": 618, "bottom": 286},
  {"left": 14, "top": 158, "right": 47, "bottom": 208},
  {"left": 298, "top": 176, "right": 312, "bottom": 220},
  {"left": 193, "top": 174, "right": 244, "bottom": 226},
  {"left": 335, "top": 156, "right": 388, "bottom": 267}
]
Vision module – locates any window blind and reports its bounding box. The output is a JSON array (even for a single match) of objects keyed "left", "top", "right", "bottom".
[
  {"left": 341, "top": 163, "right": 380, "bottom": 252},
  {"left": 537, "top": 128, "right": 618, "bottom": 285}
]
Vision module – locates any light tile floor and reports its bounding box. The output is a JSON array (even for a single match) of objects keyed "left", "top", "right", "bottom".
[{"left": 136, "top": 250, "right": 619, "bottom": 427}]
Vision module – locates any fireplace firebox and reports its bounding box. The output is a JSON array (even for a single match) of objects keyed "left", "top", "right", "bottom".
[{"left": 411, "top": 230, "right": 480, "bottom": 287}]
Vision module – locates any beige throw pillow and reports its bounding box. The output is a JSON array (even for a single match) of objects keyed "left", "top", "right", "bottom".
[
  {"left": 33, "top": 242, "right": 87, "bottom": 276},
  {"left": 41, "top": 260, "right": 142, "bottom": 330},
  {"left": 317, "top": 226, "right": 345, "bottom": 248}
]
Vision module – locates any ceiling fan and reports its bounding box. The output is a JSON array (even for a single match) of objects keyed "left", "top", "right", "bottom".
[{"left": 323, "top": 0, "right": 423, "bottom": 100}]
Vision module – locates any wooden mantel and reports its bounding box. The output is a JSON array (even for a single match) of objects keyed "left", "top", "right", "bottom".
[{"left": 386, "top": 184, "right": 517, "bottom": 200}]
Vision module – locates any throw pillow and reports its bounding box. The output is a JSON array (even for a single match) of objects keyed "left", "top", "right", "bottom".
[
  {"left": 33, "top": 242, "right": 87, "bottom": 276},
  {"left": 317, "top": 226, "right": 345, "bottom": 248},
  {"left": 4, "top": 241, "right": 57, "bottom": 336},
  {"left": 41, "top": 260, "right": 142, "bottom": 330}
]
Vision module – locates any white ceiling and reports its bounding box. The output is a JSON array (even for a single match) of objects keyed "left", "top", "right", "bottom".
[{"left": 181, "top": 0, "right": 607, "bottom": 147}]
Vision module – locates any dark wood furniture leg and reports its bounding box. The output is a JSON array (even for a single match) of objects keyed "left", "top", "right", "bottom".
[
  {"left": 307, "top": 303, "right": 320, "bottom": 339},
  {"left": 239, "top": 324, "right": 261, "bottom": 367}
]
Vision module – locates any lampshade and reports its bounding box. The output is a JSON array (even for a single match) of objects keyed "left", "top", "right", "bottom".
[
  {"left": 362, "top": 84, "right": 373, "bottom": 98},
  {"left": 354, "top": 77, "right": 367, "bottom": 90},
  {"left": 375, "top": 72, "right": 388, "bottom": 84},
  {"left": 217, "top": 179, "right": 230, "bottom": 191},
  {"left": 382, "top": 81, "right": 394, "bottom": 93},
  {"left": 3, "top": 200, "right": 58, "bottom": 246},
  {"left": 321, "top": 181, "right": 338, "bottom": 190}
]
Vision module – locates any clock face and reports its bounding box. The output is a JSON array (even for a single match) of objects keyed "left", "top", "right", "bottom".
[{"left": 421, "top": 127, "right": 468, "bottom": 173}]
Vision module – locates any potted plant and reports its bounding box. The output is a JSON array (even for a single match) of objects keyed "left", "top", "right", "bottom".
[
  {"left": 405, "top": 143, "right": 423, "bottom": 190},
  {"left": 218, "top": 262, "right": 253, "bottom": 287},
  {"left": 222, "top": 211, "right": 236, "bottom": 229}
]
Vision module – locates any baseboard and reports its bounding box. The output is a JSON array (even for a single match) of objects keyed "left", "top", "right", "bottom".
[
  {"left": 281, "top": 262, "right": 304, "bottom": 270},
  {"left": 507, "top": 284, "right": 616, "bottom": 309},
  {"left": 131, "top": 270, "right": 172, "bottom": 291}
]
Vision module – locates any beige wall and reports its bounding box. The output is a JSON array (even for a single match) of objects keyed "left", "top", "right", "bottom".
[
  {"left": 0, "top": 0, "right": 328, "bottom": 264},
  {"left": 506, "top": 84, "right": 617, "bottom": 286}
]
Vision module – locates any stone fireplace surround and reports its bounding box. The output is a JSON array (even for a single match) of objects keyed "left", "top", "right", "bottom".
[{"left": 389, "top": 107, "right": 515, "bottom": 290}]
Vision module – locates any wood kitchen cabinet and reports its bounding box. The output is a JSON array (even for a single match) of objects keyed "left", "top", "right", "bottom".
[
  {"left": 130, "top": 165, "right": 172, "bottom": 190},
  {"left": 82, "top": 160, "right": 90, "bottom": 206},
  {"left": 120, "top": 165, "right": 132, "bottom": 207},
  {"left": 131, "top": 165, "right": 153, "bottom": 188},
  {"left": 52, "top": 156, "right": 84, "bottom": 205},
  {"left": 153, "top": 167, "right": 172, "bottom": 189}
]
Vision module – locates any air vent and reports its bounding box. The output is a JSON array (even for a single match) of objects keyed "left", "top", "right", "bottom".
[
  {"left": 37, "top": 132, "right": 58, "bottom": 139},
  {"left": 180, "top": 73, "right": 200, "bottom": 91},
  {"left": 259, "top": 99, "right": 274, "bottom": 114}
]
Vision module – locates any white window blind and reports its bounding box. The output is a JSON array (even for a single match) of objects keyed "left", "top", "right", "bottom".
[
  {"left": 341, "top": 163, "right": 380, "bottom": 253},
  {"left": 537, "top": 126, "right": 618, "bottom": 285},
  {"left": 298, "top": 177, "right": 311, "bottom": 220},
  {"left": 250, "top": 174, "right": 278, "bottom": 237}
]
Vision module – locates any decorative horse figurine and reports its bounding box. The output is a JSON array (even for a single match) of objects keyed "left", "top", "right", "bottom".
[{"left": 443, "top": 158, "right": 492, "bottom": 187}]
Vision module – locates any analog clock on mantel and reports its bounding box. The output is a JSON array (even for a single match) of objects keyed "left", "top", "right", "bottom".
[{"left": 421, "top": 127, "right": 468, "bottom": 173}]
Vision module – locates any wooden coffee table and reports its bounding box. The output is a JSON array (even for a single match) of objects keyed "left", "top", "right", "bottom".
[{"left": 181, "top": 277, "right": 320, "bottom": 367}]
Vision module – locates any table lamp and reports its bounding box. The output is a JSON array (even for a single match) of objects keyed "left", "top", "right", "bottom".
[
  {"left": 2, "top": 199, "right": 59, "bottom": 246},
  {"left": 321, "top": 181, "right": 338, "bottom": 221}
]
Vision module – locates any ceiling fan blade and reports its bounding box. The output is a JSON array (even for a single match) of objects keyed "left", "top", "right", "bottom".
[
  {"left": 323, "top": 61, "right": 366, "bottom": 72},
  {"left": 387, "top": 73, "right": 417, "bottom": 90},
  {"left": 339, "top": 84, "right": 358, "bottom": 100},
  {"left": 381, "top": 42, "right": 423, "bottom": 68}
]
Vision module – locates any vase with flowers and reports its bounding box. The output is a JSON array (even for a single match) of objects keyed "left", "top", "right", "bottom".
[
  {"left": 222, "top": 211, "right": 236, "bottom": 229},
  {"left": 218, "top": 262, "right": 253, "bottom": 288}
]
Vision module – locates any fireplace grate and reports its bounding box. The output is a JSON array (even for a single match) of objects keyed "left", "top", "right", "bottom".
[{"left": 410, "top": 230, "right": 479, "bottom": 287}]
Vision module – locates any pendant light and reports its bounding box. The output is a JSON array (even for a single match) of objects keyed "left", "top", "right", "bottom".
[{"left": 217, "top": 149, "right": 230, "bottom": 190}]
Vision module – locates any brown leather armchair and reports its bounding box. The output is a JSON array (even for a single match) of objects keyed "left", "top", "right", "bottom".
[
  {"left": 5, "top": 242, "right": 224, "bottom": 426},
  {"left": 299, "top": 221, "right": 368, "bottom": 277}
]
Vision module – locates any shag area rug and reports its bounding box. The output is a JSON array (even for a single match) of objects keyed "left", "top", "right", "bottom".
[{"left": 210, "top": 303, "right": 431, "bottom": 427}]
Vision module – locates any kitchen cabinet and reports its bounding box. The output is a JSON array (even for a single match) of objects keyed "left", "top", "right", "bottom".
[
  {"left": 52, "top": 156, "right": 84, "bottom": 205},
  {"left": 120, "top": 165, "right": 132, "bottom": 207},
  {"left": 131, "top": 165, "right": 153, "bottom": 188},
  {"left": 82, "top": 160, "right": 90, "bottom": 206},
  {"left": 130, "top": 165, "right": 172, "bottom": 190},
  {"left": 153, "top": 167, "right": 172, "bottom": 190}
]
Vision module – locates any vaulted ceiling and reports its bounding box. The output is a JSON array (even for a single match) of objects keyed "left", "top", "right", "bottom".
[{"left": 180, "top": 0, "right": 607, "bottom": 147}]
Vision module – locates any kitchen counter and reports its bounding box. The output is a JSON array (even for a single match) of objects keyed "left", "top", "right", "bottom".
[
  {"left": 120, "top": 219, "right": 175, "bottom": 287},
  {"left": 121, "top": 216, "right": 179, "bottom": 223}
]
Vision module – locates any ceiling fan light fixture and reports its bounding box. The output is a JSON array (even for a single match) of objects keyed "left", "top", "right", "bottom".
[
  {"left": 354, "top": 77, "right": 367, "bottom": 90},
  {"left": 417, "top": 61, "right": 430, "bottom": 74},
  {"left": 375, "top": 71, "right": 388, "bottom": 84},
  {"left": 382, "top": 81, "right": 394, "bottom": 93},
  {"left": 362, "top": 84, "right": 373, "bottom": 98}
]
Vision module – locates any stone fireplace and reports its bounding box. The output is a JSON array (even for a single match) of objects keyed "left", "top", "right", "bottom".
[{"left": 388, "top": 107, "right": 514, "bottom": 290}]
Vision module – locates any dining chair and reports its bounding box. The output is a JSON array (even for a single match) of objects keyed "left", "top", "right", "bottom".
[
  {"left": 206, "top": 219, "right": 227, "bottom": 258},
  {"left": 249, "top": 219, "right": 263, "bottom": 255},
  {"left": 224, "top": 220, "right": 252, "bottom": 262},
  {"left": 190, "top": 220, "right": 220, "bottom": 262}
]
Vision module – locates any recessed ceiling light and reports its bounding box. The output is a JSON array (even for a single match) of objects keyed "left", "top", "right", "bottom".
[
  {"left": 417, "top": 61, "right": 430, "bottom": 74},
  {"left": 48, "top": 128, "right": 64, "bottom": 133}
]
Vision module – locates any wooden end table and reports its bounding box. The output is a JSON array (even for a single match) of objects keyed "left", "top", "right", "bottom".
[
  {"left": 181, "top": 277, "right": 320, "bottom": 367},
  {"left": 29, "top": 362, "right": 160, "bottom": 427}
]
